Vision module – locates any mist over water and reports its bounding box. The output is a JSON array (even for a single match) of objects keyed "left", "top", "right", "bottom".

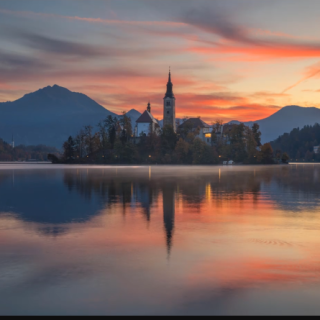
[{"left": 1, "top": 164, "right": 320, "bottom": 315}]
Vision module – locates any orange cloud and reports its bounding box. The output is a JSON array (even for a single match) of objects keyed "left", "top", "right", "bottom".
[{"left": 189, "top": 42, "right": 320, "bottom": 61}]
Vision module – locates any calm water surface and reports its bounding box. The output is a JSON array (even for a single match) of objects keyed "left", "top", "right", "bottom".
[{"left": 1, "top": 164, "right": 320, "bottom": 315}]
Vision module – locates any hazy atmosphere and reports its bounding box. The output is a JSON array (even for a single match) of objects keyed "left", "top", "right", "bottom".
[
  {"left": 2, "top": 1, "right": 320, "bottom": 316},
  {"left": 1, "top": 0, "right": 320, "bottom": 122}
]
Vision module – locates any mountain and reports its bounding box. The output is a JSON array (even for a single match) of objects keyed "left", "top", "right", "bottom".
[
  {"left": 125, "top": 109, "right": 142, "bottom": 126},
  {"left": 0, "top": 85, "right": 140, "bottom": 148},
  {"left": 228, "top": 106, "right": 320, "bottom": 144},
  {"left": 3, "top": 85, "right": 318, "bottom": 148}
]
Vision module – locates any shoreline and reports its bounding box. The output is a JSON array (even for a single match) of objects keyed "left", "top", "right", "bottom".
[{"left": 0, "top": 162, "right": 294, "bottom": 166}]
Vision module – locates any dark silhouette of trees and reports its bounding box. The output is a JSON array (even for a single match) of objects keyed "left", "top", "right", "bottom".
[
  {"left": 59, "top": 118, "right": 273, "bottom": 165},
  {"left": 63, "top": 136, "right": 76, "bottom": 161},
  {"left": 282, "top": 152, "right": 290, "bottom": 163},
  {"left": 47, "top": 153, "right": 60, "bottom": 163},
  {"left": 252, "top": 123, "right": 262, "bottom": 147},
  {"left": 271, "top": 123, "right": 320, "bottom": 161},
  {"left": 0, "top": 138, "right": 59, "bottom": 161},
  {"left": 258, "top": 143, "right": 274, "bottom": 164}
]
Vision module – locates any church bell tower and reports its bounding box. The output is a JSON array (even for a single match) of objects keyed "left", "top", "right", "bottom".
[{"left": 163, "top": 69, "right": 176, "bottom": 132}]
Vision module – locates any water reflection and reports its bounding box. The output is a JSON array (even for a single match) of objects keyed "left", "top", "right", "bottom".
[
  {"left": 1, "top": 165, "right": 320, "bottom": 314},
  {"left": 1, "top": 165, "right": 320, "bottom": 240},
  {"left": 163, "top": 182, "right": 175, "bottom": 256}
]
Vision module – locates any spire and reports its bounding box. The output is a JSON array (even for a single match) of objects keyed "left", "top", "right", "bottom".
[
  {"left": 165, "top": 68, "right": 174, "bottom": 99},
  {"left": 147, "top": 101, "right": 151, "bottom": 113}
]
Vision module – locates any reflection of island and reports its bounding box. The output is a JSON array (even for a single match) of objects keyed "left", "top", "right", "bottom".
[{"left": 2, "top": 165, "right": 320, "bottom": 243}]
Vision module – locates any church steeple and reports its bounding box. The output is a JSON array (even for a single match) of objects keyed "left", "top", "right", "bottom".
[
  {"left": 165, "top": 69, "right": 174, "bottom": 99},
  {"left": 147, "top": 102, "right": 151, "bottom": 113},
  {"left": 163, "top": 68, "right": 176, "bottom": 132}
]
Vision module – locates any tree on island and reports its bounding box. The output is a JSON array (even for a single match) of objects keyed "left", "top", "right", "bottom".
[
  {"left": 258, "top": 143, "right": 274, "bottom": 164},
  {"left": 58, "top": 118, "right": 271, "bottom": 165},
  {"left": 281, "top": 152, "right": 290, "bottom": 164}
]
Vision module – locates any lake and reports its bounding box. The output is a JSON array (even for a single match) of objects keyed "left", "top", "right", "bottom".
[{"left": 1, "top": 164, "right": 320, "bottom": 315}]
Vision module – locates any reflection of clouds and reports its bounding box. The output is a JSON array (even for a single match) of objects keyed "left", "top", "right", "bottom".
[
  {"left": 178, "top": 253, "right": 320, "bottom": 315},
  {"left": 188, "top": 257, "right": 320, "bottom": 289},
  {"left": 2, "top": 166, "right": 320, "bottom": 314},
  {"left": 2, "top": 165, "right": 320, "bottom": 239}
]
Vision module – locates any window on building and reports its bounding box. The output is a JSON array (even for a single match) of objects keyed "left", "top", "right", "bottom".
[
  {"left": 167, "top": 111, "right": 170, "bottom": 115},
  {"left": 205, "top": 133, "right": 211, "bottom": 138},
  {"left": 207, "top": 139, "right": 210, "bottom": 143},
  {"left": 166, "top": 101, "right": 170, "bottom": 106}
]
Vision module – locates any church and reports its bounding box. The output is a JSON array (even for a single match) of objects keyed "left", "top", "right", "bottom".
[
  {"left": 134, "top": 70, "right": 176, "bottom": 137},
  {"left": 133, "top": 70, "right": 212, "bottom": 145}
]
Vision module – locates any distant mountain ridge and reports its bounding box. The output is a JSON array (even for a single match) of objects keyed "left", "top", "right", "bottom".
[
  {"left": 0, "top": 85, "right": 139, "bottom": 148},
  {"left": 1, "top": 85, "right": 320, "bottom": 148},
  {"left": 242, "top": 106, "right": 320, "bottom": 143}
]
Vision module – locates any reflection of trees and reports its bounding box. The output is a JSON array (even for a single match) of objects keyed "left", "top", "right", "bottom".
[
  {"left": 62, "top": 171, "right": 161, "bottom": 219},
  {"left": 176, "top": 171, "right": 263, "bottom": 207},
  {"left": 2, "top": 165, "right": 320, "bottom": 242},
  {"left": 266, "top": 165, "right": 320, "bottom": 211}
]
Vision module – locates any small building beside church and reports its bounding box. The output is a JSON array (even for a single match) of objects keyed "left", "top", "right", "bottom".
[{"left": 178, "top": 118, "right": 212, "bottom": 145}]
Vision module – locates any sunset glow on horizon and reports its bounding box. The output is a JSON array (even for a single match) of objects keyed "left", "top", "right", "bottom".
[{"left": 1, "top": 0, "right": 320, "bottom": 123}]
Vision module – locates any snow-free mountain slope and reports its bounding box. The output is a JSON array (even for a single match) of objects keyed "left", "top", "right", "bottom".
[
  {"left": 0, "top": 85, "right": 138, "bottom": 148},
  {"left": 244, "top": 106, "right": 320, "bottom": 143}
]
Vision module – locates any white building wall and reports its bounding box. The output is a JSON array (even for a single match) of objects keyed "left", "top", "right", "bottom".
[{"left": 137, "top": 123, "right": 151, "bottom": 136}]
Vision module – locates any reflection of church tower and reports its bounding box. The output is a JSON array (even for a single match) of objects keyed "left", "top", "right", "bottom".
[
  {"left": 163, "top": 184, "right": 175, "bottom": 256},
  {"left": 163, "top": 70, "right": 176, "bottom": 132}
]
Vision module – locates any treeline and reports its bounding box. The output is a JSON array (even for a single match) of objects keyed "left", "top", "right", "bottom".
[
  {"left": 271, "top": 123, "right": 320, "bottom": 161},
  {"left": 0, "top": 138, "right": 59, "bottom": 161},
  {"left": 59, "top": 115, "right": 283, "bottom": 165}
]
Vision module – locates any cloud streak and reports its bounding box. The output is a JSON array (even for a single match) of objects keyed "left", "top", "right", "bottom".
[
  {"left": 0, "top": 9, "right": 186, "bottom": 27},
  {"left": 0, "top": 2, "right": 318, "bottom": 122},
  {"left": 282, "top": 62, "right": 320, "bottom": 93}
]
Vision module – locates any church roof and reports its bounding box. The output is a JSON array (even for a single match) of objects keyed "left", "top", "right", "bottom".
[
  {"left": 179, "top": 118, "right": 210, "bottom": 129},
  {"left": 136, "top": 110, "right": 158, "bottom": 124}
]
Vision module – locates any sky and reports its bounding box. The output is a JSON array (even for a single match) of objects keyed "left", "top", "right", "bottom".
[{"left": 1, "top": 0, "right": 320, "bottom": 123}]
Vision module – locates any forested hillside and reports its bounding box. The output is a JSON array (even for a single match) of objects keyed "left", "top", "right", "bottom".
[
  {"left": 271, "top": 123, "right": 320, "bottom": 161},
  {"left": 0, "top": 138, "right": 60, "bottom": 161}
]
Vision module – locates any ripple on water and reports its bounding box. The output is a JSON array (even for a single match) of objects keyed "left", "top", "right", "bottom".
[{"left": 249, "top": 239, "right": 295, "bottom": 247}]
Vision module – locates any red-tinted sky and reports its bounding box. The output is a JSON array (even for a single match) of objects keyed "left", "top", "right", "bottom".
[{"left": 1, "top": 0, "right": 320, "bottom": 123}]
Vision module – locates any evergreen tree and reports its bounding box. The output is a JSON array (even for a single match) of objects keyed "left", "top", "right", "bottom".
[
  {"left": 161, "top": 125, "right": 178, "bottom": 158},
  {"left": 258, "top": 143, "right": 274, "bottom": 164},
  {"left": 252, "top": 123, "right": 262, "bottom": 147},
  {"left": 63, "top": 136, "right": 76, "bottom": 161},
  {"left": 175, "top": 138, "right": 190, "bottom": 164}
]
